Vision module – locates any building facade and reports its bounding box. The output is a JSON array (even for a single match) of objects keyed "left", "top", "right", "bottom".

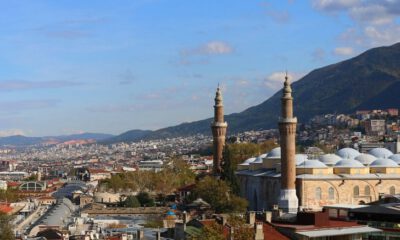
[{"left": 237, "top": 77, "right": 400, "bottom": 211}]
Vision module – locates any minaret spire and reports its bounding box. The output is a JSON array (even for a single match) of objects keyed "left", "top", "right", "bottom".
[
  {"left": 211, "top": 85, "right": 228, "bottom": 176},
  {"left": 278, "top": 71, "right": 298, "bottom": 213}
]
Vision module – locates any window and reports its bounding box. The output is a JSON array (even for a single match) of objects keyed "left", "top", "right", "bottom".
[
  {"left": 316, "top": 187, "right": 322, "bottom": 200},
  {"left": 390, "top": 186, "right": 396, "bottom": 195},
  {"left": 328, "top": 187, "right": 335, "bottom": 200},
  {"left": 354, "top": 186, "right": 359, "bottom": 197},
  {"left": 365, "top": 186, "right": 370, "bottom": 196}
]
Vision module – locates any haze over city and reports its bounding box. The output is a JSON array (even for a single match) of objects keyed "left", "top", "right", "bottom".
[{"left": 1, "top": 0, "right": 399, "bottom": 136}]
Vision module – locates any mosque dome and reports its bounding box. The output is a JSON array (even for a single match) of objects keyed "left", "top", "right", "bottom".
[
  {"left": 368, "top": 148, "right": 393, "bottom": 159},
  {"left": 295, "top": 154, "right": 308, "bottom": 166},
  {"left": 355, "top": 154, "right": 377, "bottom": 166},
  {"left": 297, "top": 160, "right": 328, "bottom": 168},
  {"left": 389, "top": 154, "right": 400, "bottom": 164},
  {"left": 370, "top": 158, "right": 399, "bottom": 167},
  {"left": 334, "top": 159, "right": 365, "bottom": 168},
  {"left": 319, "top": 154, "right": 341, "bottom": 165},
  {"left": 266, "top": 147, "right": 281, "bottom": 158},
  {"left": 240, "top": 157, "right": 256, "bottom": 165},
  {"left": 336, "top": 148, "right": 360, "bottom": 159},
  {"left": 165, "top": 210, "right": 177, "bottom": 220},
  {"left": 253, "top": 156, "right": 263, "bottom": 163},
  {"left": 259, "top": 153, "right": 268, "bottom": 158}
]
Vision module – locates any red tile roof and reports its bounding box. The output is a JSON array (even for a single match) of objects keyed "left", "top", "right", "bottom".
[
  {"left": 0, "top": 204, "right": 13, "bottom": 214},
  {"left": 262, "top": 222, "right": 290, "bottom": 240}
]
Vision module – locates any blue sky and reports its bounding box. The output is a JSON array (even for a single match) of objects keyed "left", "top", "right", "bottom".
[{"left": 0, "top": 0, "right": 399, "bottom": 136}]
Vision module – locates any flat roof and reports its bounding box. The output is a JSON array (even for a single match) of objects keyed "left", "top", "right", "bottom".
[{"left": 296, "top": 226, "right": 381, "bottom": 238}]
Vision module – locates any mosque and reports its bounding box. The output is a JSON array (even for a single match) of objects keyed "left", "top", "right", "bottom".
[{"left": 210, "top": 74, "right": 400, "bottom": 212}]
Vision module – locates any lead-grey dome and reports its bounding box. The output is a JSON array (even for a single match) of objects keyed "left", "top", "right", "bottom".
[
  {"left": 266, "top": 147, "right": 281, "bottom": 158},
  {"left": 370, "top": 158, "right": 398, "bottom": 167},
  {"left": 319, "top": 154, "right": 341, "bottom": 166},
  {"left": 240, "top": 157, "right": 256, "bottom": 165},
  {"left": 389, "top": 154, "right": 400, "bottom": 163},
  {"left": 296, "top": 154, "right": 308, "bottom": 166},
  {"left": 297, "top": 160, "right": 328, "bottom": 168},
  {"left": 334, "top": 159, "right": 364, "bottom": 168},
  {"left": 253, "top": 156, "right": 263, "bottom": 163},
  {"left": 355, "top": 154, "right": 377, "bottom": 166},
  {"left": 259, "top": 153, "right": 267, "bottom": 158},
  {"left": 368, "top": 148, "right": 393, "bottom": 159},
  {"left": 336, "top": 148, "right": 360, "bottom": 159}
]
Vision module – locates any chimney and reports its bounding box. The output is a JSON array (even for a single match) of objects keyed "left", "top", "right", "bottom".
[
  {"left": 228, "top": 225, "right": 234, "bottom": 240},
  {"left": 155, "top": 229, "right": 161, "bottom": 240},
  {"left": 263, "top": 211, "right": 272, "bottom": 223},
  {"left": 220, "top": 215, "right": 227, "bottom": 226},
  {"left": 254, "top": 222, "right": 264, "bottom": 240},
  {"left": 247, "top": 211, "right": 256, "bottom": 225},
  {"left": 182, "top": 211, "right": 190, "bottom": 224},
  {"left": 136, "top": 229, "right": 144, "bottom": 240}
]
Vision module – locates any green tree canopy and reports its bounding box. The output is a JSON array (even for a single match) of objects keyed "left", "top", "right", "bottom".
[{"left": 191, "top": 176, "right": 247, "bottom": 213}]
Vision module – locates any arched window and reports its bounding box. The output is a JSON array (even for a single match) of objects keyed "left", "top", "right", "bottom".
[
  {"left": 316, "top": 187, "right": 322, "bottom": 200},
  {"left": 328, "top": 187, "right": 335, "bottom": 200},
  {"left": 390, "top": 186, "right": 396, "bottom": 195},
  {"left": 354, "top": 186, "right": 359, "bottom": 197},
  {"left": 365, "top": 186, "right": 370, "bottom": 196}
]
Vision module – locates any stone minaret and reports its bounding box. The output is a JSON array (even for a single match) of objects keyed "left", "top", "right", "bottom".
[
  {"left": 278, "top": 73, "right": 298, "bottom": 213},
  {"left": 211, "top": 86, "right": 228, "bottom": 175}
]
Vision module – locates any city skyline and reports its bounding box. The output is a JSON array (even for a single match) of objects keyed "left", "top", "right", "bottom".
[{"left": 0, "top": 0, "right": 399, "bottom": 136}]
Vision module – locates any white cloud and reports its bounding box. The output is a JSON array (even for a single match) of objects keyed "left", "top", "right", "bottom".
[
  {"left": 333, "top": 47, "right": 354, "bottom": 56},
  {"left": 203, "top": 41, "right": 233, "bottom": 54},
  {"left": 349, "top": 4, "right": 393, "bottom": 25},
  {"left": 263, "top": 71, "right": 304, "bottom": 90},
  {"left": 312, "top": 0, "right": 360, "bottom": 11},
  {"left": 181, "top": 41, "right": 233, "bottom": 57},
  {"left": 0, "top": 129, "right": 26, "bottom": 137},
  {"left": 313, "top": 0, "right": 400, "bottom": 48}
]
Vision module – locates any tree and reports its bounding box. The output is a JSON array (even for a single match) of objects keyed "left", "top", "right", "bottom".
[
  {"left": 0, "top": 190, "right": 18, "bottom": 202},
  {"left": 170, "top": 158, "right": 196, "bottom": 187},
  {"left": 191, "top": 176, "right": 247, "bottom": 213},
  {"left": 124, "top": 195, "right": 141, "bottom": 208},
  {"left": 222, "top": 140, "right": 278, "bottom": 194},
  {"left": 228, "top": 215, "right": 254, "bottom": 240},
  {"left": 0, "top": 213, "right": 14, "bottom": 240},
  {"left": 201, "top": 222, "right": 225, "bottom": 240},
  {"left": 137, "top": 192, "right": 155, "bottom": 207}
]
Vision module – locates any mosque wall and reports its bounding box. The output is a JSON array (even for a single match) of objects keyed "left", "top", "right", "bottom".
[{"left": 239, "top": 174, "right": 400, "bottom": 211}]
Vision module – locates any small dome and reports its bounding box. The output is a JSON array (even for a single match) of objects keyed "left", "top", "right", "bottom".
[
  {"left": 319, "top": 154, "right": 341, "bottom": 165},
  {"left": 389, "top": 154, "right": 400, "bottom": 163},
  {"left": 259, "top": 153, "right": 267, "bottom": 158},
  {"left": 266, "top": 147, "right": 281, "bottom": 158},
  {"left": 253, "top": 156, "right": 263, "bottom": 163},
  {"left": 240, "top": 157, "right": 256, "bottom": 165},
  {"left": 370, "top": 158, "right": 399, "bottom": 167},
  {"left": 297, "top": 160, "right": 328, "bottom": 168},
  {"left": 336, "top": 148, "right": 360, "bottom": 159},
  {"left": 368, "top": 148, "right": 393, "bottom": 159},
  {"left": 355, "top": 154, "right": 377, "bottom": 165},
  {"left": 296, "top": 154, "right": 308, "bottom": 166},
  {"left": 334, "top": 159, "right": 365, "bottom": 168}
]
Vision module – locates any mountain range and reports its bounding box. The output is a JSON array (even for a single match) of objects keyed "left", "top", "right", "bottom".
[
  {"left": 107, "top": 42, "right": 400, "bottom": 142},
  {"left": 0, "top": 133, "right": 114, "bottom": 147}
]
